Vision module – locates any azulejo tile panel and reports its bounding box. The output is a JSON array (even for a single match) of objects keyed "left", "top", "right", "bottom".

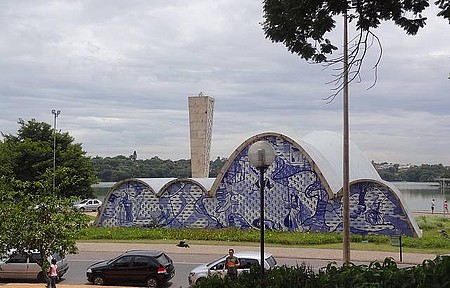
[{"left": 96, "top": 134, "right": 419, "bottom": 237}]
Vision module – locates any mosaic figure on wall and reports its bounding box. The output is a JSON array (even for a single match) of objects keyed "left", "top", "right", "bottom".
[{"left": 95, "top": 131, "right": 421, "bottom": 237}]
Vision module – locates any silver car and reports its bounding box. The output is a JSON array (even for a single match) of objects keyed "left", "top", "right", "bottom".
[
  {"left": 72, "top": 198, "right": 102, "bottom": 212},
  {"left": 188, "top": 251, "right": 277, "bottom": 286},
  {"left": 0, "top": 251, "right": 69, "bottom": 282}
]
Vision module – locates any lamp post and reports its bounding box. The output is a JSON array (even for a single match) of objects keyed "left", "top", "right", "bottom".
[
  {"left": 51, "top": 109, "right": 61, "bottom": 191},
  {"left": 248, "top": 140, "right": 275, "bottom": 287}
]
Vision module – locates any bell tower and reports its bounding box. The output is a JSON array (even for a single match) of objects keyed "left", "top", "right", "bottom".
[{"left": 188, "top": 93, "right": 215, "bottom": 178}]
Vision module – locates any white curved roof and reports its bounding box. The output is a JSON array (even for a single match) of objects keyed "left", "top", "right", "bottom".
[
  {"left": 300, "top": 131, "right": 381, "bottom": 194},
  {"left": 190, "top": 178, "right": 216, "bottom": 190},
  {"left": 136, "top": 177, "right": 216, "bottom": 192},
  {"left": 137, "top": 178, "right": 177, "bottom": 192}
]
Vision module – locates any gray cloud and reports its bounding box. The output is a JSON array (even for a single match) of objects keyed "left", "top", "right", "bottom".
[{"left": 0, "top": 1, "right": 449, "bottom": 165}]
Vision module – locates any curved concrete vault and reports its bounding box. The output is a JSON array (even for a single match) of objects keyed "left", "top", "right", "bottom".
[{"left": 95, "top": 131, "right": 421, "bottom": 237}]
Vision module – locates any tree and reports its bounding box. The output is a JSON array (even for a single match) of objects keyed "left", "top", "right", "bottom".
[
  {"left": 0, "top": 119, "right": 96, "bottom": 198},
  {"left": 261, "top": 0, "right": 449, "bottom": 264},
  {"left": 0, "top": 177, "right": 90, "bottom": 285},
  {"left": 262, "top": 0, "right": 449, "bottom": 97}
]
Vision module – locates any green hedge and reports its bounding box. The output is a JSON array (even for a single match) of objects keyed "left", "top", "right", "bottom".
[{"left": 196, "top": 256, "right": 450, "bottom": 288}]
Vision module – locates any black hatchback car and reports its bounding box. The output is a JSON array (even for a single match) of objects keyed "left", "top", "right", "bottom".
[{"left": 86, "top": 250, "right": 175, "bottom": 288}]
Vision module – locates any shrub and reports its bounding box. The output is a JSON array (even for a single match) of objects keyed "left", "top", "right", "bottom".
[{"left": 196, "top": 256, "right": 450, "bottom": 288}]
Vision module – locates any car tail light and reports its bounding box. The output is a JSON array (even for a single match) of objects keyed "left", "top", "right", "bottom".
[{"left": 157, "top": 267, "right": 167, "bottom": 274}]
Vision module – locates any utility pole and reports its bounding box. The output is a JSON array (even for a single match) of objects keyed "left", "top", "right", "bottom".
[
  {"left": 52, "top": 109, "right": 61, "bottom": 191},
  {"left": 342, "top": 6, "right": 351, "bottom": 264}
]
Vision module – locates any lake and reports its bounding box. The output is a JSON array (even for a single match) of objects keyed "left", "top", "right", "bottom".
[
  {"left": 92, "top": 181, "right": 447, "bottom": 213},
  {"left": 391, "top": 182, "right": 447, "bottom": 212}
]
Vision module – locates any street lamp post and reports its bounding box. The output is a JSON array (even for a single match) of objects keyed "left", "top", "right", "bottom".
[
  {"left": 52, "top": 109, "right": 61, "bottom": 191},
  {"left": 248, "top": 140, "right": 275, "bottom": 287}
]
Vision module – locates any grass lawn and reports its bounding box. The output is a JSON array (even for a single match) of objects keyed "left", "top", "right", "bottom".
[{"left": 78, "top": 215, "right": 450, "bottom": 255}]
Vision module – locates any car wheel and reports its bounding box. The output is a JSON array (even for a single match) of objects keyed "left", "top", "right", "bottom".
[
  {"left": 146, "top": 277, "right": 158, "bottom": 288},
  {"left": 196, "top": 277, "right": 207, "bottom": 285},
  {"left": 93, "top": 275, "right": 106, "bottom": 285},
  {"left": 80, "top": 207, "right": 85, "bottom": 212},
  {"left": 37, "top": 271, "right": 46, "bottom": 282}
]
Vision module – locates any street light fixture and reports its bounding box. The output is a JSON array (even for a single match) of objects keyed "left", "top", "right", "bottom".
[
  {"left": 51, "top": 109, "right": 61, "bottom": 191},
  {"left": 248, "top": 140, "right": 275, "bottom": 287}
]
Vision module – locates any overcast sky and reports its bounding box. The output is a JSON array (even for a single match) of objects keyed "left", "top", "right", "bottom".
[{"left": 1, "top": 1, "right": 449, "bottom": 166}]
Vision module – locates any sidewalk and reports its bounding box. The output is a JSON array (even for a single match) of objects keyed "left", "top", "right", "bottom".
[{"left": 2, "top": 242, "right": 438, "bottom": 288}]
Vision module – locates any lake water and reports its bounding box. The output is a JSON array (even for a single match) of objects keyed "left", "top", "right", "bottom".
[
  {"left": 391, "top": 182, "right": 447, "bottom": 212},
  {"left": 92, "top": 182, "right": 115, "bottom": 201},
  {"left": 92, "top": 181, "right": 447, "bottom": 213}
]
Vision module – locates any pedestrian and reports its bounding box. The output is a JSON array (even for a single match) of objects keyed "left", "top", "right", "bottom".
[
  {"left": 223, "top": 248, "right": 240, "bottom": 280},
  {"left": 444, "top": 200, "right": 449, "bottom": 215},
  {"left": 431, "top": 198, "right": 435, "bottom": 214},
  {"left": 48, "top": 258, "right": 58, "bottom": 288}
]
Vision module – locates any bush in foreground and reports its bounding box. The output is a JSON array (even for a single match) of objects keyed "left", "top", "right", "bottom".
[{"left": 196, "top": 256, "right": 450, "bottom": 288}]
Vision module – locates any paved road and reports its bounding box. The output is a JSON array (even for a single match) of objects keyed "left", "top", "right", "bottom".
[
  {"left": 1, "top": 241, "right": 438, "bottom": 288},
  {"left": 62, "top": 250, "right": 360, "bottom": 287}
]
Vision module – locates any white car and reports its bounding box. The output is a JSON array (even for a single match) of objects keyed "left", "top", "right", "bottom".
[
  {"left": 188, "top": 251, "right": 277, "bottom": 286},
  {"left": 72, "top": 198, "right": 102, "bottom": 212},
  {"left": 0, "top": 251, "right": 69, "bottom": 282}
]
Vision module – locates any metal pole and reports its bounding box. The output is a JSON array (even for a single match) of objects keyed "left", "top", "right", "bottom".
[
  {"left": 343, "top": 7, "right": 351, "bottom": 264},
  {"left": 259, "top": 166, "right": 265, "bottom": 287},
  {"left": 52, "top": 109, "right": 61, "bottom": 191}
]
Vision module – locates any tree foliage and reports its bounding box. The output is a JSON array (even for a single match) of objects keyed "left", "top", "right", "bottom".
[
  {"left": 89, "top": 156, "right": 448, "bottom": 183},
  {"left": 0, "top": 177, "right": 90, "bottom": 282},
  {"left": 374, "top": 163, "right": 450, "bottom": 182},
  {"left": 0, "top": 119, "right": 96, "bottom": 198},
  {"left": 90, "top": 155, "right": 228, "bottom": 182},
  {"left": 262, "top": 0, "right": 449, "bottom": 63},
  {"left": 262, "top": 0, "right": 449, "bottom": 99}
]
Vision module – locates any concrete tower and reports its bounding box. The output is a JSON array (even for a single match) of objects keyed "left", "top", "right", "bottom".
[{"left": 188, "top": 93, "right": 214, "bottom": 178}]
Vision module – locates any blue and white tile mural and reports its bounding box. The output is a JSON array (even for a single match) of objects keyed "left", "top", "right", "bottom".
[{"left": 95, "top": 132, "right": 421, "bottom": 237}]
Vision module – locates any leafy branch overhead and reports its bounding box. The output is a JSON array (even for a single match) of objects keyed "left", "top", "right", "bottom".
[
  {"left": 262, "top": 0, "right": 449, "bottom": 100},
  {"left": 262, "top": 0, "right": 449, "bottom": 63}
]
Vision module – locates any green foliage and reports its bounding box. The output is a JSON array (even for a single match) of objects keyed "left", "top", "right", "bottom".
[
  {"left": 89, "top": 156, "right": 447, "bottom": 183},
  {"left": 77, "top": 215, "right": 450, "bottom": 254},
  {"left": 0, "top": 180, "right": 90, "bottom": 281},
  {"left": 90, "top": 155, "right": 228, "bottom": 182},
  {"left": 399, "top": 164, "right": 450, "bottom": 182},
  {"left": 374, "top": 163, "right": 449, "bottom": 182},
  {"left": 261, "top": 0, "right": 448, "bottom": 63},
  {"left": 415, "top": 215, "right": 450, "bottom": 231},
  {"left": 435, "top": 0, "right": 450, "bottom": 24},
  {"left": 79, "top": 227, "right": 344, "bottom": 245},
  {"left": 0, "top": 119, "right": 96, "bottom": 198},
  {"left": 197, "top": 256, "right": 450, "bottom": 288}
]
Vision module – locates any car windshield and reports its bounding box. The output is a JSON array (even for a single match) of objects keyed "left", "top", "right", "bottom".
[
  {"left": 155, "top": 253, "right": 171, "bottom": 265},
  {"left": 52, "top": 253, "right": 62, "bottom": 261},
  {"left": 107, "top": 253, "right": 124, "bottom": 265},
  {"left": 30, "top": 253, "right": 42, "bottom": 263},
  {"left": 207, "top": 256, "right": 225, "bottom": 267},
  {"left": 79, "top": 199, "right": 88, "bottom": 204}
]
